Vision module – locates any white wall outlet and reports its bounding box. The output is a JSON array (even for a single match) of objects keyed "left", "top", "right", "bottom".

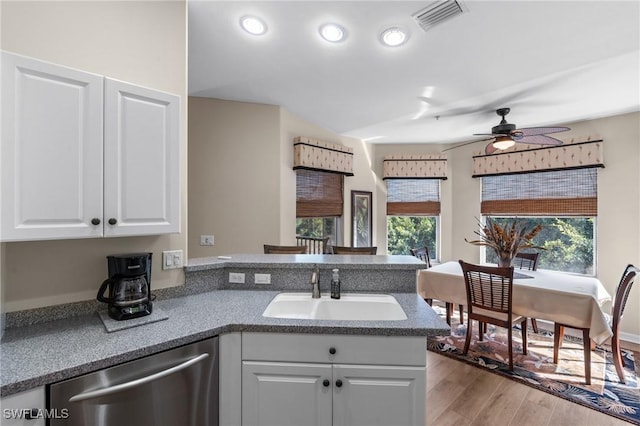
[
  {"left": 254, "top": 273, "right": 271, "bottom": 284},
  {"left": 162, "top": 250, "right": 184, "bottom": 270},
  {"left": 200, "top": 235, "right": 214, "bottom": 246},
  {"left": 229, "top": 272, "right": 245, "bottom": 284}
]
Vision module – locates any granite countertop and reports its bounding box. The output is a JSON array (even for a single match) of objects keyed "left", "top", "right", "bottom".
[
  {"left": 0, "top": 289, "right": 449, "bottom": 397},
  {"left": 185, "top": 254, "right": 427, "bottom": 272}
]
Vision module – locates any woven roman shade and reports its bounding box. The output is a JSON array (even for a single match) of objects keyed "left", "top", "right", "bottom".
[
  {"left": 472, "top": 140, "right": 604, "bottom": 177},
  {"left": 296, "top": 169, "right": 344, "bottom": 218},
  {"left": 386, "top": 179, "right": 441, "bottom": 215},
  {"left": 293, "top": 136, "right": 354, "bottom": 176},
  {"left": 475, "top": 140, "right": 603, "bottom": 217},
  {"left": 383, "top": 154, "right": 447, "bottom": 180},
  {"left": 481, "top": 168, "right": 598, "bottom": 216}
]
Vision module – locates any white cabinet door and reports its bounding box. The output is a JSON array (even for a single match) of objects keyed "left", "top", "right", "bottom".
[
  {"left": 103, "top": 78, "right": 180, "bottom": 237},
  {"left": 1, "top": 51, "right": 103, "bottom": 241},
  {"left": 332, "top": 364, "right": 426, "bottom": 426},
  {"left": 242, "top": 361, "right": 333, "bottom": 426},
  {"left": 0, "top": 386, "right": 47, "bottom": 426}
]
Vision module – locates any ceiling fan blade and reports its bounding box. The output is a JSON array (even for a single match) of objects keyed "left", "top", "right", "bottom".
[
  {"left": 515, "top": 126, "right": 570, "bottom": 136},
  {"left": 472, "top": 133, "right": 500, "bottom": 137},
  {"left": 517, "top": 134, "right": 564, "bottom": 145}
]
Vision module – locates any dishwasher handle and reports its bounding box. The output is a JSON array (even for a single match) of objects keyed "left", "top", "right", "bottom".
[{"left": 68, "top": 353, "right": 210, "bottom": 403}]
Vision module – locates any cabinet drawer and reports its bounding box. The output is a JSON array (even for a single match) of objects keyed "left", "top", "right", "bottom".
[{"left": 242, "top": 332, "right": 426, "bottom": 366}]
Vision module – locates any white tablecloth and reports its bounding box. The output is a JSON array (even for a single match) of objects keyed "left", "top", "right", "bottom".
[{"left": 417, "top": 261, "right": 612, "bottom": 345}]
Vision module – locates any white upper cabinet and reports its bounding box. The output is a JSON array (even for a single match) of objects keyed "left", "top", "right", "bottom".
[
  {"left": 1, "top": 51, "right": 104, "bottom": 241},
  {"left": 1, "top": 52, "right": 181, "bottom": 241},
  {"left": 103, "top": 78, "right": 180, "bottom": 237}
]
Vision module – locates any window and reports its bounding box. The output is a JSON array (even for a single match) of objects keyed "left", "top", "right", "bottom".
[
  {"left": 481, "top": 168, "right": 598, "bottom": 275},
  {"left": 296, "top": 169, "right": 343, "bottom": 245},
  {"left": 386, "top": 179, "right": 440, "bottom": 259}
]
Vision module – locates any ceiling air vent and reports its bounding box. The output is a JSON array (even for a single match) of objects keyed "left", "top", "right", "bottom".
[{"left": 412, "top": 0, "right": 467, "bottom": 33}]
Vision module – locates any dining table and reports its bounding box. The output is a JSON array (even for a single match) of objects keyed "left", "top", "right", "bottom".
[{"left": 417, "top": 261, "right": 613, "bottom": 345}]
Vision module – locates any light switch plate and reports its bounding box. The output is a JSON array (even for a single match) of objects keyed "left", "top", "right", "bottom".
[{"left": 162, "top": 250, "right": 184, "bottom": 270}]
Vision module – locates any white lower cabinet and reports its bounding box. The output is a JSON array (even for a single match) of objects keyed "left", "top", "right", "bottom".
[
  {"left": 239, "top": 333, "right": 426, "bottom": 426},
  {"left": 0, "top": 386, "right": 47, "bottom": 426}
]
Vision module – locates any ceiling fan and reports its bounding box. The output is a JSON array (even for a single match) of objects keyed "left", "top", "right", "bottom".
[{"left": 475, "top": 108, "right": 570, "bottom": 155}]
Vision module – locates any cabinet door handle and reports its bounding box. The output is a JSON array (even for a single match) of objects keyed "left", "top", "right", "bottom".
[
  {"left": 91, "top": 218, "right": 101, "bottom": 226},
  {"left": 335, "top": 379, "right": 343, "bottom": 388},
  {"left": 322, "top": 379, "right": 330, "bottom": 387},
  {"left": 329, "top": 347, "right": 336, "bottom": 355},
  {"left": 108, "top": 218, "right": 117, "bottom": 225},
  {"left": 68, "top": 353, "right": 210, "bottom": 402}
]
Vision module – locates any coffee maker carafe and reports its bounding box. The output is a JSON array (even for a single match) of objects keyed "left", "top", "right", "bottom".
[{"left": 97, "top": 253, "right": 153, "bottom": 320}]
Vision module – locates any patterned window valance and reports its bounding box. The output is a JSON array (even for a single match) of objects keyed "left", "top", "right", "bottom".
[
  {"left": 383, "top": 154, "right": 447, "bottom": 180},
  {"left": 472, "top": 140, "right": 604, "bottom": 177},
  {"left": 293, "top": 136, "right": 354, "bottom": 176}
]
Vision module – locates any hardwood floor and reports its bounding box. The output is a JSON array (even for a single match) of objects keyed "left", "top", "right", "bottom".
[{"left": 426, "top": 350, "right": 634, "bottom": 425}]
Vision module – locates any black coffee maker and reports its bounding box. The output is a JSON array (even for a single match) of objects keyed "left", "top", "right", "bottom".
[{"left": 97, "top": 253, "right": 153, "bottom": 320}]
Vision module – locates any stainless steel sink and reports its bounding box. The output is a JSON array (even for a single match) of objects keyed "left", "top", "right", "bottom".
[{"left": 262, "top": 292, "right": 407, "bottom": 321}]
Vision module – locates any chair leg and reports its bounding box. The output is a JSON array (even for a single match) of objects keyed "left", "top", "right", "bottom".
[
  {"left": 463, "top": 316, "right": 472, "bottom": 355},
  {"left": 458, "top": 305, "right": 464, "bottom": 324},
  {"left": 478, "top": 321, "right": 484, "bottom": 341},
  {"left": 583, "top": 329, "right": 591, "bottom": 385},
  {"left": 508, "top": 325, "right": 514, "bottom": 371},
  {"left": 445, "top": 302, "right": 452, "bottom": 326},
  {"left": 521, "top": 318, "right": 528, "bottom": 355},
  {"left": 611, "top": 330, "right": 626, "bottom": 384},
  {"left": 531, "top": 318, "right": 539, "bottom": 334}
]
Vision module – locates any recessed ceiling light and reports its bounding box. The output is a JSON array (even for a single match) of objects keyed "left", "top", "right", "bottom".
[
  {"left": 240, "top": 15, "right": 267, "bottom": 36},
  {"left": 319, "top": 23, "right": 346, "bottom": 43},
  {"left": 380, "top": 27, "right": 408, "bottom": 47}
]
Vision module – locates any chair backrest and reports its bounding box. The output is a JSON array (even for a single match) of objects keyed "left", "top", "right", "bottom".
[
  {"left": 611, "top": 264, "right": 639, "bottom": 331},
  {"left": 331, "top": 246, "right": 377, "bottom": 255},
  {"left": 459, "top": 260, "right": 514, "bottom": 315},
  {"left": 410, "top": 246, "right": 432, "bottom": 268},
  {"left": 264, "top": 244, "right": 308, "bottom": 254},
  {"left": 296, "top": 236, "right": 330, "bottom": 254},
  {"left": 513, "top": 252, "right": 540, "bottom": 271}
]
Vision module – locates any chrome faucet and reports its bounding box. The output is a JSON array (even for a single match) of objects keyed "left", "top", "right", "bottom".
[{"left": 310, "top": 265, "right": 320, "bottom": 299}]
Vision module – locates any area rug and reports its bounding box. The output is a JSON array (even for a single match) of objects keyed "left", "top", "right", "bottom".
[{"left": 427, "top": 306, "right": 640, "bottom": 424}]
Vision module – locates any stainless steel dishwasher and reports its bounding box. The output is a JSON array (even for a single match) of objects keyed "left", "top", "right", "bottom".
[{"left": 48, "top": 337, "right": 218, "bottom": 426}]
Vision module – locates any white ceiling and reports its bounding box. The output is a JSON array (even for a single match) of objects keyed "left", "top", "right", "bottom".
[{"left": 188, "top": 1, "right": 640, "bottom": 145}]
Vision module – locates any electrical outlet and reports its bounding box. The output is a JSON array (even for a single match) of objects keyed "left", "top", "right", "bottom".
[
  {"left": 255, "top": 273, "right": 271, "bottom": 284},
  {"left": 200, "top": 235, "right": 214, "bottom": 246},
  {"left": 229, "top": 272, "right": 245, "bottom": 284},
  {"left": 162, "top": 250, "right": 184, "bottom": 270}
]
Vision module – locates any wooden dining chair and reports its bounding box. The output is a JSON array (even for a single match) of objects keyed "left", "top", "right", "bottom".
[
  {"left": 553, "top": 263, "right": 638, "bottom": 385},
  {"left": 514, "top": 252, "right": 541, "bottom": 333},
  {"left": 412, "top": 246, "right": 464, "bottom": 326},
  {"left": 331, "top": 246, "right": 377, "bottom": 255},
  {"left": 263, "top": 244, "right": 308, "bottom": 254},
  {"left": 459, "top": 260, "right": 528, "bottom": 371}
]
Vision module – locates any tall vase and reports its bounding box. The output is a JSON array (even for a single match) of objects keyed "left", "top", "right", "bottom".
[{"left": 496, "top": 252, "right": 513, "bottom": 268}]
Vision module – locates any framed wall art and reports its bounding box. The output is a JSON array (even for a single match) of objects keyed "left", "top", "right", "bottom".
[{"left": 351, "top": 190, "right": 372, "bottom": 247}]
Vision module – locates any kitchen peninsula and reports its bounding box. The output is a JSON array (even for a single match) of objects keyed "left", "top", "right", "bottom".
[{"left": 1, "top": 255, "right": 448, "bottom": 425}]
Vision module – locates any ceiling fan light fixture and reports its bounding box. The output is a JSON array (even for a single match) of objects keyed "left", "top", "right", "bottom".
[
  {"left": 319, "top": 23, "right": 346, "bottom": 42},
  {"left": 240, "top": 15, "right": 267, "bottom": 36},
  {"left": 380, "top": 27, "right": 408, "bottom": 47},
  {"left": 492, "top": 136, "right": 516, "bottom": 150}
]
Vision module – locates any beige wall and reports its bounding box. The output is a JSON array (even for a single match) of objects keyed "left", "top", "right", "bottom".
[
  {"left": 188, "top": 97, "right": 281, "bottom": 257},
  {"left": 188, "top": 98, "right": 377, "bottom": 256},
  {"left": 1, "top": 1, "right": 187, "bottom": 311}
]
